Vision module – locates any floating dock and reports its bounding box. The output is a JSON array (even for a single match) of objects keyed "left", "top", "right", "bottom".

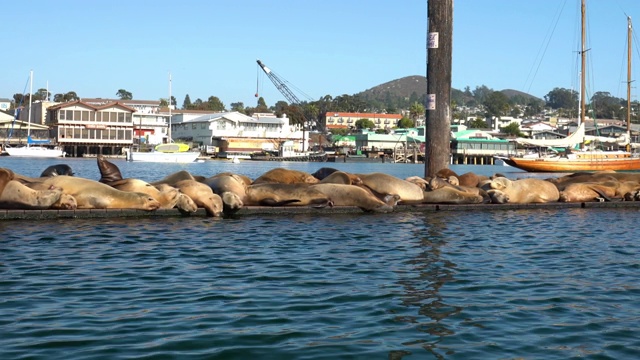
[{"left": 1, "top": 201, "right": 638, "bottom": 221}]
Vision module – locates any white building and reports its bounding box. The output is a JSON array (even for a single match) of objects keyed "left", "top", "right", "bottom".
[{"left": 170, "top": 111, "right": 305, "bottom": 153}]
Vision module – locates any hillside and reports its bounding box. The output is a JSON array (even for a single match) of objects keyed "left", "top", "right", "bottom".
[{"left": 356, "top": 75, "right": 543, "bottom": 108}]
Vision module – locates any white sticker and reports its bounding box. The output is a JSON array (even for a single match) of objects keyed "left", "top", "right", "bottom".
[
  {"left": 427, "top": 94, "right": 436, "bottom": 110},
  {"left": 428, "top": 32, "right": 439, "bottom": 48}
]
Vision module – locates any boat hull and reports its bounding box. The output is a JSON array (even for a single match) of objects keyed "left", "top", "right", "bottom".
[
  {"left": 128, "top": 150, "right": 200, "bottom": 163},
  {"left": 4, "top": 146, "right": 65, "bottom": 158},
  {"left": 504, "top": 155, "right": 640, "bottom": 172}
]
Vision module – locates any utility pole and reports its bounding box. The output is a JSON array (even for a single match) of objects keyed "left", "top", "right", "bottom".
[{"left": 425, "top": 0, "right": 453, "bottom": 177}]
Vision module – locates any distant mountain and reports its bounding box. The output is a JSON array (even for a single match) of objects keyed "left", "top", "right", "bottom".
[
  {"left": 357, "top": 75, "right": 427, "bottom": 102},
  {"left": 356, "top": 75, "right": 543, "bottom": 108}
]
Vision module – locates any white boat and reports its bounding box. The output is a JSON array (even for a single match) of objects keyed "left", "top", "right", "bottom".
[
  {"left": 127, "top": 73, "right": 199, "bottom": 163},
  {"left": 4, "top": 70, "right": 65, "bottom": 158}
]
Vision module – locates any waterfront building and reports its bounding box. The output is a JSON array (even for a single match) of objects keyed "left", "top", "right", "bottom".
[
  {"left": 47, "top": 100, "right": 135, "bottom": 157},
  {"left": 169, "top": 111, "right": 304, "bottom": 155},
  {"left": 450, "top": 128, "right": 514, "bottom": 165},
  {"left": 324, "top": 112, "right": 403, "bottom": 131}
]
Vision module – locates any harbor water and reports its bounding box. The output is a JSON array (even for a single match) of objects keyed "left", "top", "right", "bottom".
[{"left": 1, "top": 157, "right": 639, "bottom": 359}]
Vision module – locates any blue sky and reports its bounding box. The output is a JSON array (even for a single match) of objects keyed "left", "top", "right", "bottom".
[{"left": 2, "top": 0, "right": 640, "bottom": 108}]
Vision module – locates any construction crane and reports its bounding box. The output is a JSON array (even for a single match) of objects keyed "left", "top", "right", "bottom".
[
  {"left": 256, "top": 59, "right": 321, "bottom": 151},
  {"left": 256, "top": 59, "right": 307, "bottom": 106}
]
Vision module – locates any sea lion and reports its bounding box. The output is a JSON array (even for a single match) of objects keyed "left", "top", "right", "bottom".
[
  {"left": 40, "top": 164, "right": 74, "bottom": 177},
  {"left": 28, "top": 176, "right": 161, "bottom": 210},
  {"left": 311, "top": 167, "right": 341, "bottom": 180},
  {"left": 434, "top": 168, "right": 458, "bottom": 180},
  {"left": 486, "top": 177, "right": 560, "bottom": 204},
  {"left": 203, "top": 173, "right": 248, "bottom": 215},
  {"left": 422, "top": 186, "right": 485, "bottom": 204},
  {"left": 405, "top": 176, "right": 430, "bottom": 190},
  {"left": 108, "top": 179, "right": 182, "bottom": 209},
  {"left": 245, "top": 183, "right": 331, "bottom": 207},
  {"left": 173, "top": 179, "right": 223, "bottom": 217},
  {"left": 457, "top": 172, "right": 487, "bottom": 187},
  {"left": 558, "top": 181, "right": 619, "bottom": 202},
  {"left": 310, "top": 183, "right": 398, "bottom": 212},
  {"left": 0, "top": 168, "right": 14, "bottom": 196},
  {"left": 252, "top": 168, "right": 319, "bottom": 185},
  {"left": 97, "top": 156, "right": 124, "bottom": 184},
  {"left": 150, "top": 170, "right": 196, "bottom": 186},
  {"left": 356, "top": 172, "right": 424, "bottom": 203},
  {"left": 0, "top": 180, "right": 65, "bottom": 210},
  {"left": 318, "top": 171, "right": 362, "bottom": 185}
]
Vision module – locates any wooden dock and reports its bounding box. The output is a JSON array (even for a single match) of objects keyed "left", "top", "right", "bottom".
[{"left": 2, "top": 201, "right": 638, "bottom": 221}]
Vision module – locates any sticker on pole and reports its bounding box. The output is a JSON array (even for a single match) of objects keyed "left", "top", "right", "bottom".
[
  {"left": 427, "top": 94, "right": 436, "bottom": 110},
  {"left": 428, "top": 32, "right": 439, "bottom": 48}
]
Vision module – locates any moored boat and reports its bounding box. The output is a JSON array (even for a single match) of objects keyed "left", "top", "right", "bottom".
[{"left": 505, "top": 1, "right": 640, "bottom": 173}]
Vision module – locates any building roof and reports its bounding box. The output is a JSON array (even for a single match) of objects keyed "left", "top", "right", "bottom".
[
  {"left": 47, "top": 100, "right": 136, "bottom": 112},
  {"left": 325, "top": 112, "right": 402, "bottom": 119}
]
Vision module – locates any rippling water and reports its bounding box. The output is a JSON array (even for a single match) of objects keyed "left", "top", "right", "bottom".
[{"left": 1, "top": 158, "right": 639, "bottom": 359}]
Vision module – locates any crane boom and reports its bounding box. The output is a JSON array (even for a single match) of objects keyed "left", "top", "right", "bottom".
[{"left": 256, "top": 59, "right": 303, "bottom": 105}]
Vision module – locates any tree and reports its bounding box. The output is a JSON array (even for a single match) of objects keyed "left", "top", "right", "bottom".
[
  {"left": 483, "top": 91, "right": 510, "bottom": 118},
  {"left": 159, "top": 98, "right": 168, "bottom": 107},
  {"left": 501, "top": 122, "right": 524, "bottom": 137},
  {"left": 397, "top": 117, "right": 414, "bottom": 128},
  {"left": 205, "top": 96, "right": 225, "bottom": 111},
  {"left": 409, "top": 101, "right": 425, "bottom": 122},
  {"left": 182, "top": 94, "right": 192, "bottom": 109},
  {"left": 355, "top": 118, "right": 375, "bottom": 129},
  {"left": 255, "top": 96, "right": 269, "bottom": 113},
  {"left": 230, "top": 102, "right": 245, "bottom": 113},
  {"left": 53, "top": 91, "right": 80, "bottom": 102},
  {"left": 544, "top": 87, "right": 578, "bottom": 111},
  {"left": 116, "top": 89, "right": 133, "bottom": 100},
  {"left": 472, "top": 85, "right": 493, "bottom": 104},
  {"left": 34, "top": 88, "right": 50, "bottom": 101},
  {"left": 468, "top": 118, "right": 488, "bottom": 128},
  {"left": 590, "top": 91, "right": 623, "bottom": 119}
]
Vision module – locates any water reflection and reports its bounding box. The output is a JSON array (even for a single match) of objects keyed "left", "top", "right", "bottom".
[{"left": 391, "top": 213, "right": 463, "bottom": 358}]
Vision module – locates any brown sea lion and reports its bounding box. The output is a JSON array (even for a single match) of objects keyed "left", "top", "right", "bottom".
[
  {"left": 422, "top": 186, "right": 484, "bottom": 204},
  {"left": 203, "top": 173, "right": 248, "bottom": 215},
  {"left": 356, "top": 172, "right": 424, "bottom": 203},
  {"left": 558, "top": 181, "right": 619, "bottom": 202},
  {"left": 434, "top": 168, "right": 458, "bottom": 179},
  {"left": 0, "top": 180, "right": 65, "bottom": 210},
  {"left": 29, "top": 176, "right": 161, "bottom": 210},
  {"left": 108, "top": 179, "right": 182, "bottom": 210},
  {"left": 405, "top": 176, "right": 429, "bottom": 190},
  {"left": 0, "top": 168, "right": 14, "bottom": 196},
  {"left": 252, "top": 168, "right": 319, "bottom": 185},
  {"left": 310, "top": 183, "right": 398, "bottom": 212},
  {"left": 97, "top": 156, "right": 124, "bottom": 184},
  {"left": 486, "top": 177, "right": 560, "bottom": 204},
  {"left": 311, "top": 167, "right": 341, "bottom": 180},
  {"left": 150, "top": 170, "right": 196, "bottom": 186},
  {"left": 245, "top": 183, "right": 330, "bottom": 207},
  {"left": 318, "top": 171, "right": 362, "bottom": 185},
  {"left": 173, "top": 179, "right": 223, "bottom": 217}
]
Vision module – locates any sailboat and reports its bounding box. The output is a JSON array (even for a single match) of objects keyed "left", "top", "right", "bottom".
[
  {"left": 503, "top": 1, "right": 640, "bottom": 172},
  {"left": 127, "top": 73, "right": 200, "bottom": 163},
  {"left": 4, "top": 70, "right": 65, "bottom": 158}
]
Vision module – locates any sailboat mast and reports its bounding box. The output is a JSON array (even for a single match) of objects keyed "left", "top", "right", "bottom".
[
  {"left": 627, "top": 16, "right": 632, "bottom": 133},
  {"left": 27, "top": 69, "right": 33, "bottom": 145},
  {"left": 580, "top": 0, "right": 586, "bottom": 126},
  {"left": 168, "top": 72, "right": 172, "bottom": 143}
]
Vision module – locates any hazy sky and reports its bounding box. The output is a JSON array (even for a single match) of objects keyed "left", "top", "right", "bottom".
[{"left": 2, "top": 0, "right": 640, "bottom": 108}]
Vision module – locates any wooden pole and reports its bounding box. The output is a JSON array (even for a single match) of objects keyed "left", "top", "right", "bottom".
[{"left": 425, "top": 0, "right": 453, "bottom": 177}]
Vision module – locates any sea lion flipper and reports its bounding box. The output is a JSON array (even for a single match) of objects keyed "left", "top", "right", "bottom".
[{"left": 259, "top": 199, "right": 300, "bottom": 206}]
